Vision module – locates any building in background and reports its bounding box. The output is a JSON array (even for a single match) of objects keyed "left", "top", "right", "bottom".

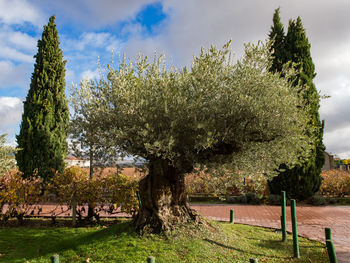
[
  {"left": 65, "top": 156, "right": 90, "bottom": 167},
  {"left": 322, "top": 152, "right": 334, "bottom": 171}
]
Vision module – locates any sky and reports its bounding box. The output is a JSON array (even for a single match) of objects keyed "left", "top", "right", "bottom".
[{"left": 0, "top": 0, "right": 349, "bottom": 158}]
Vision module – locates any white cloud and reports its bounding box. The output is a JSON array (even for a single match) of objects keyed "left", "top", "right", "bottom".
[
  {"left": 80, "top": 68, "right": 99, "bottom": 81},
  {"left": 0, "top": 0, "right": 43, "bottom": 26},
  {"left": 35, "top": 0, "right": 156, "bottom": 28},
  {"left": 0, "top": 97, "right": 23, "bottom": 144},
  {"left": 76, "top": 32, "right": 111, "bottom": 50},
  {"left": 6, "top": 31, "right": 37, "bottom": 52},
  {"left": 63, "top": 32, "right": 123, "bottom": 53},
  {"left": 0, "top": 45, "right": 34, "bottom": 63},
  {"left": 323, "top": 126, "right": 350, "bottom": 159},
  {"left": 0, "top": 60, "right": 32, "bottom": 87}
]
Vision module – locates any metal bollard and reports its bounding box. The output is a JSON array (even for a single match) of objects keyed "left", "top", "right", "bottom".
[
  {"left": 291, "top": 199, "right": 300, "bottom": 258},
  {"left": 281, "top": 191, "right": 287, "bottom": 242},
  {"left": 326, "top": 240, "right": 338, "bottom": 263},
  {"left": 147, "top": 256, "right": 155, "bottom": 263},
  {"left": 230, "top": 209, "right": 234, "bottom": 223},
  {"left": 325, "top": 227, "right": 332, "bottom": 241},
  {"left": 51, "top": 254, "right": 59, "bottom": 263}
]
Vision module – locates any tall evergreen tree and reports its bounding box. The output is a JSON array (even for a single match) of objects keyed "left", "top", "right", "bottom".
[
  {"left": 268, "top": 14, "right": 325, "bottom": 200},
  {"left": 268, "top": 8, "right": 286, "bottom": 73},
  {"left": 16, "top": 15, "right": 69, "bottom": 180}
]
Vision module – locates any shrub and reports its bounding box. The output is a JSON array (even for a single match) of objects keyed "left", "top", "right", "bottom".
[
  {"left": 310, "top": 194, "right": 326, "bottom": 206},
  {"left": 267, "top": 194, "right": 282, "bottom": 205},
  {"left": 185, "top": 170, "right": 269, "bottom": 197},
  {"left": 245, "top": 192, "right": 262, "bottom": 205},
  {"left": 320, "top": 170, "right": 350, "bottom": 197},
  {"left": 52, "top": 166, "right": 139, "bottom": 221},
  {"left": 0, "top": 170, "right": 43, "bottom": 223},
  {"left": 226, "top": 196, "right": 244, "bottom": 204}
]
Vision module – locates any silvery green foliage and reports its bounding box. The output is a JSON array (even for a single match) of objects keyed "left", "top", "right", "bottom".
[
  {"left": 0, "top": 134, "right": 16, "bottom": 174},
  {"left": 91, "top": 41, "right": 311, "bottom": 180},
  {"left": 69, "top": 77, "right": 120, "bottom": 169}
]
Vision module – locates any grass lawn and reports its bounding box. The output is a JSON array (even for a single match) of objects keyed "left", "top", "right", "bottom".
[{"left": 0, "top": 219, "right": 328, "bottom": 263}]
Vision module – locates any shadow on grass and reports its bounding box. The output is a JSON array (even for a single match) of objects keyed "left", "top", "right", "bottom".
[
  {"left": 203, "top": 238, "right": 291, "bottom": 259},
  {"left": 0, "top": 220, "right": 134, "bottom": 262},
  {"left": 256, "top": 238, "right": 328, "bottom": 262}
]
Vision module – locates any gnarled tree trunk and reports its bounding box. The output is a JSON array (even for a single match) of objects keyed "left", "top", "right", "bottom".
[{"left": 133, "top": 158, "right": 202, "bottom": 233}]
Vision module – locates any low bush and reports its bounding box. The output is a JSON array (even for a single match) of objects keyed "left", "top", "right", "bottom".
[
  {"left": 226, "top": 193, "right": 262, "bottom": 205},
  {"left": 320, "top": 170, "right": 350, "bottom": 197},
  {"left": 0, "top": 170, "right": 43, "bottom": 223},
  {"left": 226, "top": 195, "right": 247, "bottom": 204},
  {"left": 245, "top": 192, "right": 261, "bottom": 205},
  {"left": 267, "top": 194, "right": 281, "bottom": 205},
  {"left": 0, "top": 167, "right": 139, "bottom": 224},
  {"left": 309, "top": 194, "right": 326, "bottom": 206},
  {"left": 186, "top": 171, "right": 269, "bottom": 198},
  {"left": 52, "top": 166, "right": 139, "bottom": 221}
]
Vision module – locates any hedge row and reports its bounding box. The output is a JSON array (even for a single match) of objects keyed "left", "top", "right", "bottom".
[{"left": 0, "top": 166, "right": 138, "bottom": 223}]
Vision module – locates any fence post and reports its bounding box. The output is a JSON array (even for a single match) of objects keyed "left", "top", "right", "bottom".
[
  {"left": 291, "top": 199, "right": 300, "bottom": 258},
  {"left": 72, "top": 193, "right": 77, "bottom": 226},
  {"left": 136, "top": 191, "right": 142, "bottom": 208},
  {"left": 325, "top": 227, "right": 332, "bottom": 241},
  {"left": 281, "top": 191, "right": 287, "bottom": 242},
  {"left": 51, "top": 254, "right": 59, "bottom": 263},
  {"left": 326, "top": 240, "right": 338, "bottom": 263},
  {"left": 147, "top": 256, "right": 155, "bottom": 263},
  {"left": 230, "top": 209, "right": 234, "bottom": 223}
]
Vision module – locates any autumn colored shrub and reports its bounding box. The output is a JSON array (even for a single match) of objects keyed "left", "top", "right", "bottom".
[
  {"left": 185, "top": 171, "right": 269, "bottom": 197},
  {"left": 320, "top": 170, "right": 350, "bottom": 197},
  {"left": 52, "top": 166, "right": 139, "bottom": 221},
  {"left": 0, "top": 170, "right": 43, "bottom": 222}
]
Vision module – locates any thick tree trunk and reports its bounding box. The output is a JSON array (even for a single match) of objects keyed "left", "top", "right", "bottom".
[{"left": 133, "top": 159, "right": 202, "bottom": 233}]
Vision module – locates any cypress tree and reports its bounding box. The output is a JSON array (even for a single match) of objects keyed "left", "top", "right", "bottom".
[
  {"left": 16, "top": 15, "right": 69, "bottom": 180},
  {"left": 268, "top": 8, "right": 286, "bottom": 73},
  {"left": 268, "top": 15, "right": 325, "bottom": 200}
]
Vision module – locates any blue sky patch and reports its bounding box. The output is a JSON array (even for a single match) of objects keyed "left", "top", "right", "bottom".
[{"left": 135, "top": 2, "right": 167, "bottom": 36}]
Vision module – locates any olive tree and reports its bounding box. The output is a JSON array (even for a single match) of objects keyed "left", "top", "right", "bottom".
[
  {"left": 90, "top": 41, "right": 311, "bottom": 233},
  {"left": 69, "top": 78, "right": 122, "bottom": 220},
  {"left": 69, "top": 79, "right": 120, "bottom": 175},
  {"left": 0, "top": 134, "right": 16, "bottom": 174}
]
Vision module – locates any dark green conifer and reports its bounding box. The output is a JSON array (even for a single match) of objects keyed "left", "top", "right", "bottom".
[
  {"left": 268, "top": 8, "right": 286, "bottom": 73},
  {"left": 268, "top": 15, "right": 325, "bottom": 200},
  {"left": 16, "top": 15, "right": 69, "bottom": 180}
]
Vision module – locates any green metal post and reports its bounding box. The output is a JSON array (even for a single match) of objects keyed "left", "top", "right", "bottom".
[
  {"left": 249, "top": 259, "right": 258, "bottom": 263},
  {"left": 51, "top": 254, "right": 59, "bottom": 263},
  {"left": 230, "top": 209, "right": 234, "bottom": 223},
  {"left": 326, "top": 240, "right": 338, "bottom": 263},
  {"left": 325, "top": 228, "right": 332, "bottom": 241},
  {"left": 291, "top": 199, "right": 300, "bottom": 258},
  {"left": 136, "top": 191, "right": 142, "bottom": 208},
  {"left": 147, "top": 256, "right": 155, "bottom": 263},
  {"left": 281, "top": 191, "right": 287, "bottom": 242}
]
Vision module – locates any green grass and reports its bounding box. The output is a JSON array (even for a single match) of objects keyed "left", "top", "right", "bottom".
[{"left": 0, "top": 219, "right": 328, "bottom": 263}]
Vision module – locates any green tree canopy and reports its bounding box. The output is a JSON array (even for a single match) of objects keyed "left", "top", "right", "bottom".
[
  {"left": 16, "top": 15, "right": 69, "bottom": 180},
  {"left": 69, "top": 79, "right": 120, "bottom": 175},
  {"left": 269, "top": 8, "right": 286, "bottom": 73},
  {"left": 268, "top": 13, "right": 325, "bottom": 200},
  {"left": 0, "top": 134, "right": 16, "bottom": 174},
  {"left": 87, "top": 41, "right": 311, "bottom": 233}
]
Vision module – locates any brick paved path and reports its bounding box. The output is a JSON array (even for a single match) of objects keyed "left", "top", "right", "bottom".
[{"left": 192, "top": 204, "right": 350, "bottom": 263}]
